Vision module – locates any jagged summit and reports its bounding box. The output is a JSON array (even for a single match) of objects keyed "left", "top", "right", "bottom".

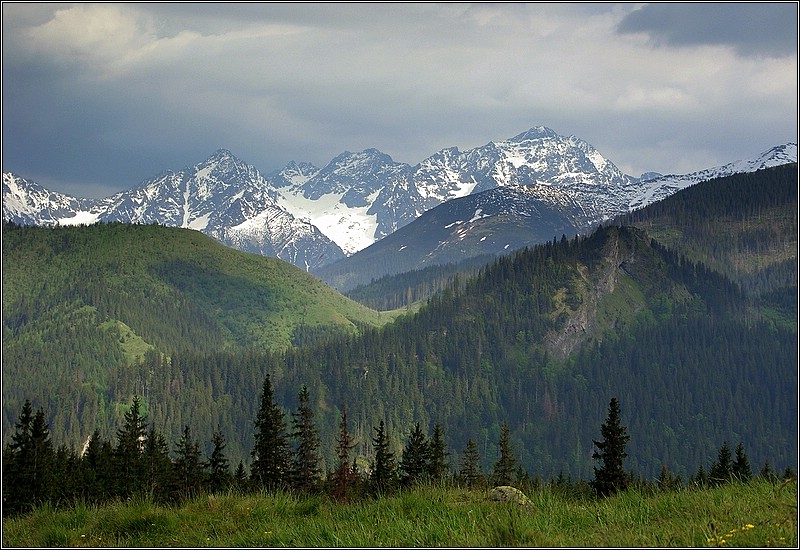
[
  {"left": 509, "top": 126, "right": 560, "bottom": 142},
  {"left": 4, "top": 127, "right": 796, "bottom": 273}
]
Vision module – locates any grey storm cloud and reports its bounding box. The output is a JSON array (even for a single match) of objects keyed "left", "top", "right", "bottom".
[
  {"left": 1, "top": 3, "right": 797, "bottom": 198},
  {"left": 617, "top": 3, "right": 798, "bottom": 57}
]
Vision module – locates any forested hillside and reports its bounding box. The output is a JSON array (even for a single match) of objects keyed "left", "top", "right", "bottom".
[
  {"left": 2, "top": 164, "right": 796, "bottom": 485},
  {"left": 345, "top": 163, "right": 798, "bottom": 312},
  {"left": 618, "top": 163, "right": 797, "bottom": 296},
  {"left": 1, "top": 222, "right": 393, "bottom": 452}
]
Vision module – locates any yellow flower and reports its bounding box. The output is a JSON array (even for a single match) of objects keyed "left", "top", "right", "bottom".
[{"left": 743, "top": 524, "right": 754, "bottom": 530}]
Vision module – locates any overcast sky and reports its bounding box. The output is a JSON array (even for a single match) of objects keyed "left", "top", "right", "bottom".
[{"left": 2, "top": 2, "right": 797, "bottom": 198}]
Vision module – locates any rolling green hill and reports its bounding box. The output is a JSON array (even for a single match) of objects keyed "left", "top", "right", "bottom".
[{"left": 2, "top": 222, "right": 395, "bottom": 451}]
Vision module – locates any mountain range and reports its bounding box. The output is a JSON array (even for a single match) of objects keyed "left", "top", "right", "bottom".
[
  {"left": 3, "top": 162, "right": 796, "bottom": 479},
  {"left": 4, "top": 127, "right": 796, "bottom": 276}
]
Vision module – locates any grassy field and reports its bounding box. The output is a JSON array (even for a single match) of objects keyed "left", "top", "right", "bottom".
[{"left": 2, "top": 480, "right": 796, "bottom": 547}]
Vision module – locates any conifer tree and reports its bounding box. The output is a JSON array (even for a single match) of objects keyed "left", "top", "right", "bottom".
[
  {"left": 591, "top": 397, "right": 630, "bottom": 497},
  {"left": 114, "top": 395, "right": 148, "bottom": 498},
  {"left": 142, "top": 427, "right": 173, "bottom": 502},
  {"left": 491, "top": 422, "right": 518, "bottom": 487},
  {"left": 234, "top": 461, "right": 249, "bottom": 492},
  {"left": 427, "top": 422, "right": 450, "bottom": 483},
  {"left": 759, "top": 460, "right": 778, "bottom": 483},
  {"left": 732, "top": 441, "right": 752, "bottom": 482},
  {"left": 458, "top": 438, "right": 484, "bottom": 489},
  {"left": 251, "top": 373, "right": 291, "bottom": 491},
  {"left": 709, "top": 441, "right": 733, "bottom": 486},
  {"left": 370, "top": 420, "right": 398, "bottom": 495},
  {"left": 206, "top": 426, "right": 233, "bottom": 494},
  {"left": 3, "top": 402, "right": 55, "bottom": 516},
  {"left": 290, "top": 385, "right": 322, "bottom": 493},
  {"left": 173, "top": 425, "right": 205, "bottom": 500},
  {"left": 692, "top": 464, "right": 709, "bottom": 488},
  {"left": 399, "top": 422, "right": 429, "bottom": 488},
  {"left": 331, "top": 404, "right": 356, "bottom": 502},
  {"left": 81, "top": 429, "right": 106, "bottom": 503}
]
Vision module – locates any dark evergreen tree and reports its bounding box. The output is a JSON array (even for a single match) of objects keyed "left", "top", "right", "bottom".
[
  {"left": 759, "top": 460, "right": 779, "bottom": 483},
  {"left": 370, "top": 420, "right": 398, "bottom": 495},
  {"left": 206, "top": 427, "right": 233, "bottom": 494},
  {"left": 709, "top": 441, "right": 733, "bottom": 486},
  {"left": 2, "top": 402, "right": 55, "bottom": 516},
  {"left": 233, "top": 461, "right": 249, "bottom": 492},
  {"left": 427, "top": 422, "right": 450, "bottom": 483},
  {"left": 657, "top": 464, "right": 681, "bottom": 491},
  {"left": 3, "top": 400, "right": 35, "bottom": 516},
  {"left": 290, "top": 385, "right": 322, "bottom": 493},
  {"left": 732, "top": 442, "right": 752, "bottom": 482},
  {"left": 81, "top": 429, "right": 108, "bottom": 504},
  {"left": 142, "top": 427, "right": 173, "bottom": 502},
  {"left": 113, "top": 395, "right": 148, "bottom": 498},
  {"left": 692, "top": 464, "right": 709, "bottom": 488},
  {"left": 251, "top": 373, "right": 291, "bottom": 491},
  {"left": 458, "top": 438, "right": 484, "bottom": 489},
  {"left": 490, "top": 422, "right": 518, "bottom": 487},
  {"left": 172, "top": 425, "right": 205, "bottom": 500},
  {"left": 330, "top": 404, "right": 356, "bottom": 502},
  {"left": 399, "top": 422, "right": 430, "bottom": 488},
  {"left": 591, "top": 397, "right": 630, "bottom": 497}
]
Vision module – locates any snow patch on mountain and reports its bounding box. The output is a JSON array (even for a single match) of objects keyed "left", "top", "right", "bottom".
[{"left": 4, "top": 129, "right": 797, "bottom": 274}]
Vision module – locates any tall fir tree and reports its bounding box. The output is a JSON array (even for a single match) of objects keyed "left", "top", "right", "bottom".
[
  {"left": 591, "top": 397, "right": 630, "bottom": 497},
  {"left": 251, "top": 373, "right": 291, "bottom": 491},
  {"left": 458, "top": 438, "right": 484, "bottom": 489},
  {"left": 331, "top": 404, "right": 356, "bottom": 502},
  {"left": 490, "top": 422, "right": 518, "bottom": 487},
  {"left": 427, "top": 422, "right": 450, "bottom": 483},
  {"left": 290, "top": 385, "right": 322, "bottom": 493},
  {"left": 2, "top": 401, "right": 55, "bottom": 516},
  {"left": 399, "top": 422, "right": 430, "bottom": 488},
  {"left": 732, "top": 442, "right": 752, "bottom": 482},
  {"left": 172, "top": 425, "right": 205, "bottom": 500},
  {"left": 370, "top": 420, "right": 398, "bottom": 495},
  {"left": 142, "top": 427, "right": 174, "bottom": 503},
  {"left": 206, "top": 426, "right": 233, "bottom": 494},
  {"left": 114, "top": 395, "right": 148, "bottom": 498},
  {"left": 709, "top": 441, "right": 734, "bottom": 486}
]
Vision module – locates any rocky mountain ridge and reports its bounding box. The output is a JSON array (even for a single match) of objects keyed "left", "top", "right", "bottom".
[{"left": 4, "top": 127, "right": 796, "bottom": 272}]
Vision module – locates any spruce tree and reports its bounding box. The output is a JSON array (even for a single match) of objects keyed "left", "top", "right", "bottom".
[
  {"left": 234, "top": 461, "right": 249, "bottom": 492},
  {"left": 458, "top": 438, "right": 484, "bottom": 489},
  {"left": 251, "top": 374, "right": 291, "bottom": 491},
  {"left": 709, "top": 441, "right": 733, "bottom": 486},
  {"left": 491, "top": 422, "right": 518, "bottom": 487},
  {"left": 732, "top": 442, "right": 752, "bottom": 482},
  {"left": 331, "top": 404, "right": 356, "bottom": 502},
  {"left": 399, "top": 422, "right": 429, "bottom": 488},
  {"left": 591, "top": 397, "right": 630, "bottom": 497},
  {"left": 370, "top": 420, "right": 398, "bottom": 495},
  {"left": 3, "top": 402, "right": 55, "bottom": 516},
  {"left": 290, "top": 385, "right": 322, "bottom": 493},
  {"left": 142, "top": 427, "right": 173, "bottom": 502},
  {"left": 206, "top": 426, "right": 233, "bottom": 494},
  {"left": 759, "top": 460, "right": 778, "bottom": 483},
  {"left": 114, "top": 395, "right": 148, "bottom": 498},
  {"left": 427, "top": 422, "right": 450, "bottom": 483},
  {"left": 173, "top": 425, "right": 205, "bottom": 500}
]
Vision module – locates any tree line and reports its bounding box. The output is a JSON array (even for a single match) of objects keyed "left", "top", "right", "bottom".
[{"left": 5, "top": 381, "right": 793, "bottom": 519}]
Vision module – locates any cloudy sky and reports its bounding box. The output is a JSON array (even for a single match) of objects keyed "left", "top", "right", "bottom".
[{"left": 2, "top": 2, "right": 797, "bottom": 198}]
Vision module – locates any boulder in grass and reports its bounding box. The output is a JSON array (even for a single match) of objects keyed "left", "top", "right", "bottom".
[{"left": 489, "top": 485, "right": 532, "bottom": 507}]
